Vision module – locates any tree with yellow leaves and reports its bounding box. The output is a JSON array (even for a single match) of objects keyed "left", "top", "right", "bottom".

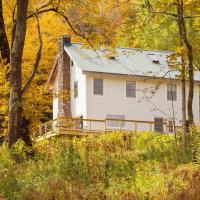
[
  {"left": 0, "top": 0, "right": 128, "bottom": 147},
  {"left": 119, "top": 0, "right": 200, "bottom": 149}
]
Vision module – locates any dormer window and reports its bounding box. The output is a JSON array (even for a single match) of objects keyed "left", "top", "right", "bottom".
[{"left": 148, "top": 54, "right": 160, "bottom": 64}]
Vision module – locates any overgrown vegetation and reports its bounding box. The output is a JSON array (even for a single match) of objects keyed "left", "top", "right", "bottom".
[
  {"left": 0, "top": 1, "right": 200, "bottom": 199},
  {"left": 0, "top": 132, "right": 200, "bottom": 200}
]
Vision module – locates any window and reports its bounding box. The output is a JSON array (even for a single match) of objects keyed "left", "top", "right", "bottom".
[
  {"left": 154, "top": 117, "right": 164, "bottom": 133},
  {"left": 168, "top": 120, "right": 175, "bottom": 133},
  {"left": 126, "top": 81, "right": 136, "bottom": 98},
  {"left": 71, "top": 60, "right": 74, "bottom": 67},
  {"left": 93, "top": 78, "right": 103, "bottom": 95},
  {"left": 167, "top": 84, "right": 177, "bottom": 101},
  {"left": 106, "top": 114, "right": 125, "bottom": 128},
  {"left": 74, "top": 81, "right": 78, "bottom": 98}
]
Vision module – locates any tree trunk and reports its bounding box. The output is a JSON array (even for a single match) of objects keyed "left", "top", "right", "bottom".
[
  {"left": 0, "top": 0, "right": 9, "bottom": 64},
  {"left": 7, "top": 0, "right": 28, "bottom": 148},
  {"left": 179, "top": 0, "right": 194, "bottom": 126},
  {"left": 181, "top": 64, "right": 187, "bottom": 146},
  {"left": 187, "top": 48, "right": 194, "bottom": 125},
  {"left": 177, "top": 1, "right": 187, "bottom": 147}
]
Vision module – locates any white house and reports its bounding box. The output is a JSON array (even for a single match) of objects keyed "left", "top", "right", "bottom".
[{"left": 46, "top": 36, "right": 200, "bottom": 133}]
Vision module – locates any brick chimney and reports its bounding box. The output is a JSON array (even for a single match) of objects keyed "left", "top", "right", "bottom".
[
  {"left": 62, "top": 35, "right": 71, "bottom": 45},
  {"left": 57, "top": 36, "right": 71, "bottom": 117}
]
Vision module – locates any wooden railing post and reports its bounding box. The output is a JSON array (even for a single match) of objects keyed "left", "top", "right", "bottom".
[
  {"left": 89, "top": 120, "right": 91, "bottom": 131},
  {"left": 72, "top": 119, "right": 75, "bottom": 131},
  {"left": 120, "top": 120, "right": 122, "bottom": 131},
  {"left": 57, "top": 117, "right": 60, "bottom": 130},
  {"left": 33, "top": 117, "right": 176, "bottom": 140},
  {"left": 150, "top": 123, "right": 152, "bottom": 132}
]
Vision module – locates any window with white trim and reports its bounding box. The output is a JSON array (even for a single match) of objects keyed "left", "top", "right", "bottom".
[
  {"left": 93, "top": 78, "right": 103, "bottom": 95},
  {"left": 74, "top": 81, "right": 78, "bottom": 98},
  {"left": 126, "top": 81, "right": 136, "bottom": 98},
  {"left": 106, "top": 114, "right": 125, "bottom": 128},
  {"left": 167, "top": 84, "right": 177, "bottom": 101}
]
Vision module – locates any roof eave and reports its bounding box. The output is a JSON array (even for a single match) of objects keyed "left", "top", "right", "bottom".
[
  {"left": 46, "top": 55, "right": 59, "bottom": 91},
  {"left": 82, "top": 70, "right": 200, "bottom": 83}
]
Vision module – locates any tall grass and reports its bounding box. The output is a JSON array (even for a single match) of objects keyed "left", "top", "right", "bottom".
[{"left": 0, "top": 132, "right": 199, "bottom": 200}]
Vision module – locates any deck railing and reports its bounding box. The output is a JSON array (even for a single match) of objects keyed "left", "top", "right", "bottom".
[{"left": 32, "top": 117, "right": 183, "bottom": 139}]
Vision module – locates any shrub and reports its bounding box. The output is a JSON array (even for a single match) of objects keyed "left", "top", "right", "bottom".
[{"left": 0, "top": 132, "right": 198, "bottom": 199}]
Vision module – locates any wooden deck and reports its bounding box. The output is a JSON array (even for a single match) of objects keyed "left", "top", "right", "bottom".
[{"left": 32, "top": 117, "right": 182, "bottom": 141}]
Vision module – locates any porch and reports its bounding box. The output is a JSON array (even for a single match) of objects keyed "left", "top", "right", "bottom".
[{"left": 32, "top": 117, "right": 182, "bottom": 141}]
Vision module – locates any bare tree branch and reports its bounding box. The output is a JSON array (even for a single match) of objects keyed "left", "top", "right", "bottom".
[
  {"left": 27, "top": 0, "right": 59, "bottom": 19},
  {"left": 27, "top": 1, "right": 99, "bottom": 56},
  {"left": 52, "top": 9, "right": 101, "bottom": 57},
  {"left": 144, "top": 69, "right": 179, "bottom": 100},
  {"left": 144, "top": 0, "right": 178, "bottom": 18},
  {"left": 27, "top": 6, "right": 89, "bottom": 40},
  {"left": 185, "top": 15, "right": 200, "bottom": 19},
  {"left": 27, "top": 7, "right": 57, "bottom": 19},
  {"left": 21, "top": 12, "right": 42, "bottom": 94}
]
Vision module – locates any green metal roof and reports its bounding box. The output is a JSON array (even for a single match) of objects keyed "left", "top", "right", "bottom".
[{"left": 64, "top": 43, "right": 200, "bottom": 81}]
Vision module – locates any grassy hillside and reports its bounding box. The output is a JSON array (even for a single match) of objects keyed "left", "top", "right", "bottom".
[{"left": 0, "top": 132, "right": 200, "bottom": 200}]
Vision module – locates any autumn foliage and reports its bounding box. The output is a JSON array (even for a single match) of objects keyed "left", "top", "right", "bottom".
[
  {"left": 0, "top": 132, "right": 199, "bottom": 200},
  {"left": 0, "top": 0, "right": 200, "bottom": 199}
]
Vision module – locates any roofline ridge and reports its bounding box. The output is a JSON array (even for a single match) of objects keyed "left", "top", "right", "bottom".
[
  {"left": 66, "top": 43, "right": 173, "bottom": 53},
  {"left": 116, "top": 46, "right": 173, "bottom": 53}
]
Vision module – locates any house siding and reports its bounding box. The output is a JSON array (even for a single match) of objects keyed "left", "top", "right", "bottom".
[
  {"left": 53, "top": 76, "right": 58, "bottom": 119},
  {"left": 70, "top": 62, "right": 86, "bottom": 118},
  {"left": 85, "top": 73, "right": 199, "bottom": 131},
  {"left": 50, "top": 39, "right": 200, "bottom": 132},
  {"left": 53, "top": 63, "right": 199, "bottom": 131},
  {"left": 53, "top": 60, "right": 87, "bottom": 120},
  {"left": 53, "top": 98, "right": 59, "bottom": 119}
]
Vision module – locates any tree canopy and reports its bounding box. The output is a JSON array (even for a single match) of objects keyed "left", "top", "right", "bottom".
[{"left": 0, "top": 0, "right": 200, "bottom": 145}]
